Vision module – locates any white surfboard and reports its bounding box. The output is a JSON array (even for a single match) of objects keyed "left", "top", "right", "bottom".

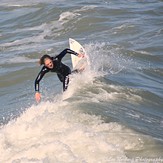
[{"left": 69, "top": 38, "right": 89, "bottom": 71}]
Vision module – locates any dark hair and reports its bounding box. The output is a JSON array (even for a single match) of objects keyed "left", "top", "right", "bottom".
[{"left": 39, "top": 55, "right": 52, "bottom": 65}]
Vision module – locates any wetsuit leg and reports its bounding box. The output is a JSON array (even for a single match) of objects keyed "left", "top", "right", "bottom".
[
  {"left": 57, "top": 65, "right": 71, "bottom": 91},
  {"left": 63, "top": 75, "right": 69, "bottom": 91},
  {"left": 57, "top": 74, "right": 70, "bottom": 91}
]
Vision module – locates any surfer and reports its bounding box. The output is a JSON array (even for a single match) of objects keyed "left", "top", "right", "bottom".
[{"left": 34, "top": 48, "right": 83, "bottom": 102}]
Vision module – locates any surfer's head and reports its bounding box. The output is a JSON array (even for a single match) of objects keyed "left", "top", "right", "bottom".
[{"left": 39, "top": 55, "right": 54, "bottom": 69}]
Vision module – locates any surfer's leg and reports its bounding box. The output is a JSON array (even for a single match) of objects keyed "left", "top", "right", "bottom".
[{"left": 63, "top": 75, "right": 69, "bottom": 91}]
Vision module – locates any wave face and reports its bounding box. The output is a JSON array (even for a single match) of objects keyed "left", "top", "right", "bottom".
[{"left": 0, "top": 0, "right": 163, "bottom": 162}]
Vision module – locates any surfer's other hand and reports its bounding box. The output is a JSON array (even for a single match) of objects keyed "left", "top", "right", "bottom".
[
  {"left": 78, "top": 53, "right": 85, "bottom": 58},
  {"left": 35, "top": 92, "right": 41, "bottom": 103}
]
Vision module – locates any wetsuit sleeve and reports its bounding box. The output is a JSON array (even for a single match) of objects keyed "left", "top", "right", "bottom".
[
  {"left": 55, "top": 48, "right": 78, "bottom": 61},
  {"left": 34, "top": 67, "right": 49, "bottom": 92}
]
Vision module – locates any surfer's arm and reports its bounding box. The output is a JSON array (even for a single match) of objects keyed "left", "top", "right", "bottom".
[
  {"left": 34, "top": 67, "right": 49, "bottom": 102},
  {"left": 66, "top": 48, "right": 85, "bottom": 58},
  {"left": 34, "top": 67, "right": 49, "bottom": 92},
  {"left": 56, "top": 48, "right": 79, "bottom": 61}
]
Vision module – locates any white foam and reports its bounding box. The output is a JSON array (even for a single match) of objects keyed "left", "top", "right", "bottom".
[
  {"left": 112, "top": 23, "right": 135, "bottom": 34},
  {"left": 59, "top": 11, "right": 81, "bottom": 24},
  {"left": 5, "top": 56, "right": 37, "bottom": 64},
  {"left": 10, "top": 23, "right": 48, "bottom": 34},
  {"left": 0, "top": 98, "right": 145, "bottom": 163},
  {"left": 0, "top": 21, "right": 61, "bottom": 54},
  {"left": 75, "top": 5, "right": 97, "bottom": 13},
  {"left": 58, "top": 5, "right": 97, "bottom": 24},
  {"left": 1, "top": 31, "right": 46, "bottom": 48}
]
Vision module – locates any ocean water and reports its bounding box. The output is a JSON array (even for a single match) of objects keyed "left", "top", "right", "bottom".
[{"left": 0, "top": 0, "right": 163, "bottom": 162}]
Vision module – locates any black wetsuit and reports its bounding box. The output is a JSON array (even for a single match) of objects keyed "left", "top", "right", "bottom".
[{"left": 35, "top": 48, "right": 78, "bottom": 92}]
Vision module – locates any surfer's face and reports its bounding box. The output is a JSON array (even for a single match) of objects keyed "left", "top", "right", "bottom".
[{"left": 44, "top": 58, "right": 54, "bottom": 69}]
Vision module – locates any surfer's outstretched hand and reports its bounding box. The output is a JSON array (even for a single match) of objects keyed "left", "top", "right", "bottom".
[
  {"left": 78, "top": 53, "right": 85, "bottom": 58},
  {"left": 35, "top": 92, "right": 41, "bottom": 103}
]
